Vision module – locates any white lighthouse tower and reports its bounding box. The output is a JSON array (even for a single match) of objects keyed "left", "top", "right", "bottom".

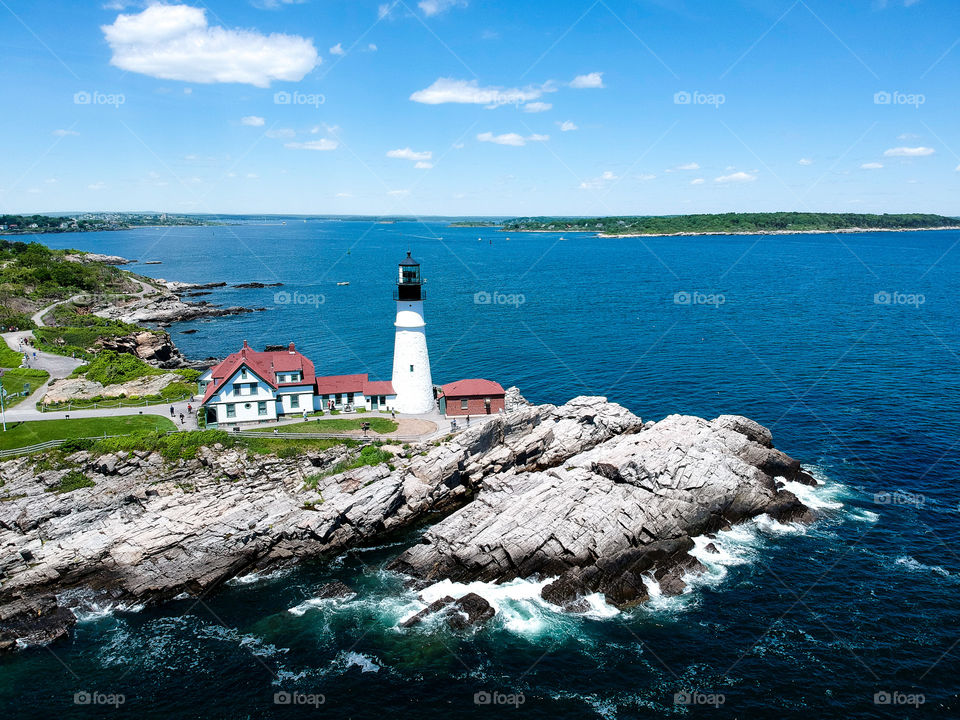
[{"left": 391, "top": 251, "right": 434, "bottom": 414}]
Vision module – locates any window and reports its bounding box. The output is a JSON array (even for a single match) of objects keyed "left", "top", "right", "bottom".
[
  {"left": 226, "top": 404, "right": 236, "bottom": 418},
  {"left": 379, "top": 395, "right": 386, "bottom": 405},
  {"left": 461, "top": 399, "right": 469, "bottom": 410},
  {"left": 347, "top": 392, "right": 354, "bottom": 404},
  {"left": 258, "top": 401, "right": 267, "bottom": 416},
  {"left": 240, "top": 368, "right": 248, "bottom": 379},
  {"left": 335, "top": 393, "right": 342, "bottom": 405},
  {"left": 409, "top": 364, "right": 414, "bottom": 372},
  {"left": 290, "top": 394, "right": 299, "bottom": 408}
]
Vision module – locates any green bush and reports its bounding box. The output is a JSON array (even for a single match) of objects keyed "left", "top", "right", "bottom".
[
  {"left": 47, "top": 469, "right": 95, "bottom": 493},
  {"left": 78, "top": 350, "right": 163, "bottom": 385}
]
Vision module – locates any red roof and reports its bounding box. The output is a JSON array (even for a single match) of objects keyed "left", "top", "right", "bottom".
[
  {"left": 201, "top": 341, "right": 316, "bottom": 405},
  {"left": 363, "top": 379, "right": 395, "bottom": 396},
  {"left": 315, "top": 373, "right": 367, "bottom": 394},
  {"left": 440, "top": 378, "right": 505, "bottom": 397},
  {"left": 314, "top": 374, "right": 395, "bottom": 396}
]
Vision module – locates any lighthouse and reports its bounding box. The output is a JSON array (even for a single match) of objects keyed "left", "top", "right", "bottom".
[{"left": 391, "top": 251, "right": 434, "bottom": 414}]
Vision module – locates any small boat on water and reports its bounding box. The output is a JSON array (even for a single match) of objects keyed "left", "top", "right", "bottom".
[{"left": 337, "top": 281, "right": 350, "bottom": 286}]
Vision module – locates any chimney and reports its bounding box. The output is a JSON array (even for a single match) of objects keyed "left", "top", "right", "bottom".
[
  {"left": 289, "top": 341, "right": 295, "bottom": 353},
  {"left": 241, "top": 340, "right": 248, "bottom": 357}
]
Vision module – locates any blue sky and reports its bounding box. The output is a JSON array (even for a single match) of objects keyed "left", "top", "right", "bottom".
[{"left": 1, "top": 0, "right": 958, "bottom": 216}]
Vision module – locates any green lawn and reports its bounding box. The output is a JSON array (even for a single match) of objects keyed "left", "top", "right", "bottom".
[
  {"left": 0, "top": 415, "right": 176, "bottom": 451},
  {"left": 0, "top": 341, "right": 24, "bottom": 368},
  {"left": 2, "top": 368, "right": 49, "bottom": 407},
  {"left": 275, "top": 417, "right": 398, "bottom": 434}
]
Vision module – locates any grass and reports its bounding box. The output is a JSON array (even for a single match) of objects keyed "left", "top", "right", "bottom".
[
  {"left": 275, "top": 417, "right": 398, "bottom": 434},
  {"left": 47, "top": 469, "right": 95, "bottom": 494},
  {"left": 0, "top": 415, "right": 175, "bottom": 451},
  {"left": 1, "top": 367, "right": 49, "bottom": 407},
  {"left": 0, "top": 341, "right": 25, "bottom": 369},
  {"left": 303, "top": 443, "right": 394, "bottom": 488}
]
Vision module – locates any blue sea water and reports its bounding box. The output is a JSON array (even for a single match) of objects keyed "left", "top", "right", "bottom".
[{"left": 3, "top": 220, "right": 959, "bottom": 718}]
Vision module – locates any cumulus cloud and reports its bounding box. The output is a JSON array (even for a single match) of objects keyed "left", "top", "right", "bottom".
[
  {"left": 715, "top": 171, "right": 756, "bottom": 183},
  {"left": 523, "top": 102, "right": 552, "bottom": 113},
  {"left": 285, "top": 138, "right": 338, "bottom": 150},
  {"left": 329, "top": 43, "right": 345, "bottom": 56},
  {"left": 861, "top": 162, "right": 884, "bottom": 169},
  {"left": 691, "top": 178, "right": 705, "bottom": 185},
  {"left": 387, "top": 147, "right": 433, "bottom": 161},
  {"left": 52, "top": 129, "right": 79, "bottom": 137},
  {"left": 415, "top": 161, "right": 433, "bottom": 169},
  {"left": 798, "top": 157, "right": 813, "bottom": 166},
  {"left": 883, "top": 146, "right": 934, "bottom": 157},
  {"left": 667, "top": 162, "right": 699, "bottom": 172},
  {"left": 101, "top": 4, "right": 319, "bottom": 88},
  {"left": 411, "top": 77, "right": 545, "bottom": 107},
  {"left": 557, "top": 120, "right": 578, "bottom": 132},
  {"left": 579, "top": 170, "right": 619, "bottom": 189},
  {"left": 570, "top": 72, "right": 604, "bottom": 89},
  {"left": 477, "top": 131, "right": 548, "bottom": 146},
  {"left": 419, "top": 0, "right": 467, "bottom": 16},
  {"left": 241, "top": 115, "right": 265, "bottom": 126}
]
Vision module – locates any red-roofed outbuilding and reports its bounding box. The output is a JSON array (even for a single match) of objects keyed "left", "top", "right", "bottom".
[{"left": 437, "top": 378, "right": 505, "bottom": 417}]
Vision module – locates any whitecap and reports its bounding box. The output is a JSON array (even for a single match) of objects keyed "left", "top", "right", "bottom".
[
  {"left": 341, "top": 651, "right": 380, "bottom": 673},
  {"left": 226, "top": 567, "right": 293, "bottom": 586},
  {"left": 894, "top": 555, "right": 955, "bottom": 581}
]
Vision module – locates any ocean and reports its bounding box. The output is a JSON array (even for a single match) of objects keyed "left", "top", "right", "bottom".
[{"left": 3, "top": 220, "right": 958, "bottom": 718}]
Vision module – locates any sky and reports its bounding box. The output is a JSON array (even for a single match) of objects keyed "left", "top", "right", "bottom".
[{"left": 1, "top": 0, "right": 958, "bottom": 216}]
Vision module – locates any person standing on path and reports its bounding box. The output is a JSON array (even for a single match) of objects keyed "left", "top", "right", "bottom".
[
  {"left": 170, "top": 405, "right": 175, "bottom": 417},
  {"left": 179, "top": 413, "right": 185, "bottom": 425}
]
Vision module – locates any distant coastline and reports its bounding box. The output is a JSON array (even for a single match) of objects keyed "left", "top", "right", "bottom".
[{"left": 598, "top": 225, "right": 960, "bottom": 238}]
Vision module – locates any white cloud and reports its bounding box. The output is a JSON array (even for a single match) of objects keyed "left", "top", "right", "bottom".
[
  {"left": 329, "top": 43, "right": 345, "bottom": 56},
  {"left": 715, "top": 171, "right": 756, "bottom": 183},
  {"left": 101, "top": 4, "right": 319, "bottom": 88},
  {"left": 557, "top": 120, "right": 578, "bottom": 132},
  {"left": 415, "top": 161, "right": 434, "bottom": 169},
  {"left": 570, "top": 72, "right": 604, "bottom": 89},
  {"left": 88, "top": 182, "right": 106, "bottom": 190},
  {"left": 266, "top": 128, "right": 296, "bottom": 139},
  {"left": 367, "top": 43, "right": 378, "bottom": 52},
  {"left": 241, "top": 115, "right": 265, "bottom": 126},
  {"left": 388, "top": 189, "right": 410, "bottom": 196},
  {"left": 691, "top": 178, "right": 705, "bottom": 185},
  {"left": 798, "top": 157, "right": 813, "bottom": 166},
  {"left": 411, "top": 77, "right": 544, "bottom": 107},
  {"left": 579, "top": 170, "right": 619, "bottom": 189},
  {"left": 883, "top": 146, "right": 934, "bottom": 157},
  {"left": 861, "top": 162, "right": 884, "bottom": 169},
  {"left": 335, "top": 192, "right": 353, "bottom": 198},
  {"left": 668, "top": 162, "right": 699, "bottom": 172},
  {"left": 523, "top": 102, "right": 552, "bottom": 113},
  {"left": 898, "top": 132, "right": 920, "bottom": 140},
  {"left": 52, "top": 129, "right": 79, "bottom": 137},
  {"left": 478, "top": 131, "right": 549, "bottom": 146},
  {"left": 285, "top": 138, "right": 338, "bottom": 150},
  {"left": 419, "top": 0, "right": 467, "bottom": 16},
  {"left": 387, "top": 147, "right": 433, "bottom": 161},
  {"left": 252, "top": 0, "right": 307, "bottom": 8},
  {"left": 956, "top": 164, "right": 960, "bottom": 171},
  {"left": 637, "top": 173, "right": 656, "bottom": 181},
  {"left": 378, "top": 3, "right": 394, "bottom": 20}
]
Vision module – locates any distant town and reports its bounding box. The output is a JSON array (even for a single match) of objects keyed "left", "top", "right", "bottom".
[{"left": 0, "top": 213, "right": 211, "bottom": 235}]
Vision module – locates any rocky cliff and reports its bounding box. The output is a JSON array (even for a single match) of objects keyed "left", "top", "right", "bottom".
[{"left": 0, "top": 394, "right": 816, "bottom": 651}]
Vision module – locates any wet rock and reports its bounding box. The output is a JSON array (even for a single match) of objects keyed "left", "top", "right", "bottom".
[{"left": 314, "top": 581, "right": 355, "bottom": 600}]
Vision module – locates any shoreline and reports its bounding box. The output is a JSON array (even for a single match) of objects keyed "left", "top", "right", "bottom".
[{"left": 498, "top": 225, "right": 960, "bottom": 237}]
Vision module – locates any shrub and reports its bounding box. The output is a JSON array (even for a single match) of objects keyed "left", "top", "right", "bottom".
[{"left": 47, "top": 469, "right": 95, "bottom": 493}]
